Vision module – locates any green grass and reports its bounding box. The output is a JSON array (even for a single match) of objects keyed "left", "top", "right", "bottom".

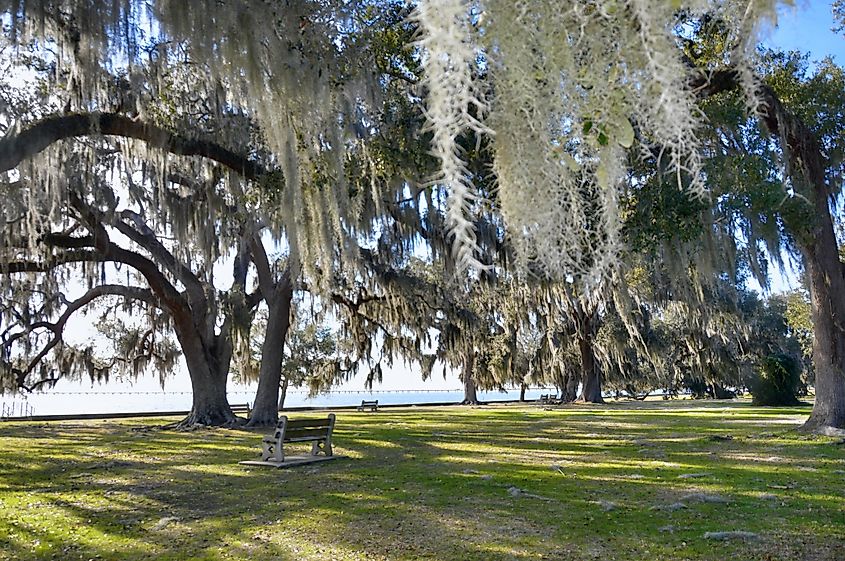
[{"left": 1, "top": 400, "right": 843, "bottom": 561}]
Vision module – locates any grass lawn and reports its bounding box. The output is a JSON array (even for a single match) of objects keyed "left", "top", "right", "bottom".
[{"left": 0, "top": 400, "right": 843, "bottom": 561}]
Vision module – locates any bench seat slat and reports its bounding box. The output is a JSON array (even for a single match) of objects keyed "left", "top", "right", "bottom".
[
  {"left": 285, "top": 419, "right": 332, "bottom": 429},
  {"left": 285, "top": 435, "right": 329, "bottom": 443},
  {"left": 283, "top": 427, "right": 332, "bottom": 439},
  {"left": 263, "top": 434, "right": 326, "bottom": 443}
]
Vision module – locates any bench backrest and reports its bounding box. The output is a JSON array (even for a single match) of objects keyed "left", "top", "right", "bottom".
[
  {"left": 361, "top": 400, "right": 378, "bottom": 405},
  {"left": 274, "top": 414, "right": 335, "bottom": 442}
]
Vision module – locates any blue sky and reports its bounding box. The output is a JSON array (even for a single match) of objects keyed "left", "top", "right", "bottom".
[{"left": 768, "top": 2, "right": 843, "bottom": 64}]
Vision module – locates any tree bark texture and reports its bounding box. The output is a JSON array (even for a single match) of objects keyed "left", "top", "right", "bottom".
[
  {"left": 461, "top": 353, "right": 479, "bottom": 405},
  {"left": 174, "top": 315, "right": 238, "bottom": 428},
  {"left": 576, "top": 311, "right": 603, "bottom": 403},
  {"left": 562, "top": 370, "right": 580, "bottom": 403},
  {"left": 278, "top": 377, "right": 290, "bottom": 410},
  {"left": 247, "top": 280, "right": 294, "bottom": 427},
  {"left": 758, "top": 85, "right": 845, "bottom": 431},
  {"left": 800, "top": 181, "right": 845, "bottom": 431}
]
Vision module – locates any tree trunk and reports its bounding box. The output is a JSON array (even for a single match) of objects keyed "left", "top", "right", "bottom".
[
  {"left": 799, "top": 191, "right": 845, "bottom": 432},
  {"left": 576, "top": 312, "right": 603, "bottom": 404},
  {"left": 175, "top": 322, "right": 238, "bottom": 427},
  {"left": 710, "top": 382, "right": 735, "bottom": 400},
  {"left": 247, "top": 281, "right": 294, "bottom": 427},
  {"left": 552, "top": 371, "right": 566, "bottom": 402},
  {"left": 278, "top": 377, "right": 289, "bottom": 410},
  {"left": 519, "top": 383, "right": 526, "bottom": 402},
  {"left": 461, "top": 353, "right": 479, "bottom": 405},
  {"left": 562, "top": 370, "right": 580, "bottom": 402}
]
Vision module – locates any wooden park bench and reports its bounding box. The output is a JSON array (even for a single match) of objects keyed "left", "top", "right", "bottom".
[
  {"left": 231, "top": 402, "right": 251, "bottom": 417},
  {"left": 357, "top": 399, "right": 379, "bottom": 412},
  {"left": 539, "top": 394, "right": 557, "bottom": 405},
  {"left": 242, "top": 414, "right": 337, "bottom": 467}
]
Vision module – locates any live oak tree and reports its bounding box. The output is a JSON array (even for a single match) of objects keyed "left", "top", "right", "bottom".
[
  {"left": 397, "top": 3, "right": 841, "bottom": 427},
  {"left": 0, "top": 1, "right": 411, "bottom": 426},
  {"left": 690, "top": 48, "right": 845, "bottom": 431},
  {"left": 5, "top": 0, "right": 845, "bottom": 431}
]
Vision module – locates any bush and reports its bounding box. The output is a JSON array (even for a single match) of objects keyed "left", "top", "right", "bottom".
[{"left": 751, "top": 353, "right": 802, "bottom": 406}]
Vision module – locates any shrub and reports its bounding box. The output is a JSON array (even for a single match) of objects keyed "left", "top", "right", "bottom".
[{"left": 751, "top": 353, "right": 802, "bottom": 406}]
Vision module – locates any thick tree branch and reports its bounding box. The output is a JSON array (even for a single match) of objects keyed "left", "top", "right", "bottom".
[
  {"left": 41, "top": 232, "right": 95, "bottom": 248},
  {"left": 112, "top": 209, "right": 206, "bottom": 306},
  {"left": 692, "top": 69, "right": 824, "bottom": 178},
  {"left": 1, "top": 249, "right": 100, "bottom": 273},
  {"left": 66, "top": 192, "right": 188, "bottom": 312},
  {"left": 248, "top": 233, "right": 276, "bottom": 300},
  {"left": 0, "top": 112, "right": 266, "bottom": 180},
  {"left": 692, "top": 68, "right": 829, "bottom": 236},
  {"left": 6, "top": 284, "right": 156, "bottom": 389}
]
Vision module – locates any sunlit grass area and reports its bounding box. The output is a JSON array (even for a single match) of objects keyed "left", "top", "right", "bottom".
[{"left": 1, "top": 400, "right": 843, "bottom": 561}]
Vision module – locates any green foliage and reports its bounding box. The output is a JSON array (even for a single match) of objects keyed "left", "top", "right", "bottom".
[
  {"left": 621, "top": 169, "right": 708, "bottom": 253},
  {"left": 686, "top": 41, "right": 845, "bottom": 287},
  {"left": 290, "top": 321, "right": 345, "bottom": 397},
  {"left": 750, "top": 353, "right": 802, "bottom": 406},
  {"left": 783, "top": 289, "right": 813, "bottom": 361}
]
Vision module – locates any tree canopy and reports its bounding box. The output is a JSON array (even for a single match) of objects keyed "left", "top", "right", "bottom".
[{"left": 1, "top": 1, "right": 845, "bottom": 433}]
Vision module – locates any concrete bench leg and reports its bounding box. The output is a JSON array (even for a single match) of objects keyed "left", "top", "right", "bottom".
[{"left": 263, "top": 438, "right": 284, "bottom": 462}]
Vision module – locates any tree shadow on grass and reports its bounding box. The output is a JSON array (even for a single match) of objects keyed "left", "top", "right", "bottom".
[{"left": 0, "top": 404, "right": 843, "bottom": 560}]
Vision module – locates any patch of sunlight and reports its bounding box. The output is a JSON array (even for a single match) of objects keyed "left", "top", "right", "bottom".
[
  {"left": 475, "top": 542, "right": 536, "bottom": 557},
  {"left": 597, "top": 458, "right": 688, "bottom": 470},
  {"left": 428, "top": 454, "right": 494, "bottom": 466},
  {"left": 582, "top": 421, "right": 654, "bottom": 431},
  {"left": 637, "top": 435, "right": 706, "bottom": 443},
  {"left": 170, "top": 463, "right": 259, "bottom": 477},
  {"left": 346, "top": 438, "right": 403, "bottom": 449},
  {"left": 716, "top": 461, "right": 820, "bottom": 476},
  {"left": 330, "top": 448, "right": 364, "bottom": 460},
  {"left": 724, "top": 417, "right": 806, "bottom": 425},
  {"left": 187, "top": 442, "right": 248, "bottom": 451},
  {"left": 11, "top": 502, "right": 155, "bottom": 554},
  {"left": 791, "top": 491, "right": 845, "bottom": 505},
  {"left": 322, "top": 491, "right": 389, "bottom": 502},
  {"left": 434, "top": 453, "right": 516, "bottom": 467},
  {"left": 427, "top": 440, "right": 503, "bottom": 453},
  {"left": 721, "top": 453, "right": 794, "bottom": 464}
]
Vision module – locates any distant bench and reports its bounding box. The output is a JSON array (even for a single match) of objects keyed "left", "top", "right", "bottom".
[
  {"left": 261, "top": 414, "right": 336, "bottom": 463},
  {"left": 231, "top": 403, "right": 251, "bottom": 417},
  {"left": 539, "top": 394, "right": 557, "bottom": 405},
  {"left": 357, "top": 400, "right": 379, "bottom": 412}
]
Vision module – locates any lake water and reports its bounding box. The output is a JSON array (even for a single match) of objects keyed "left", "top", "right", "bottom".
[{"left": 0, "top": 386, "right": 550, "bottom": 418}]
